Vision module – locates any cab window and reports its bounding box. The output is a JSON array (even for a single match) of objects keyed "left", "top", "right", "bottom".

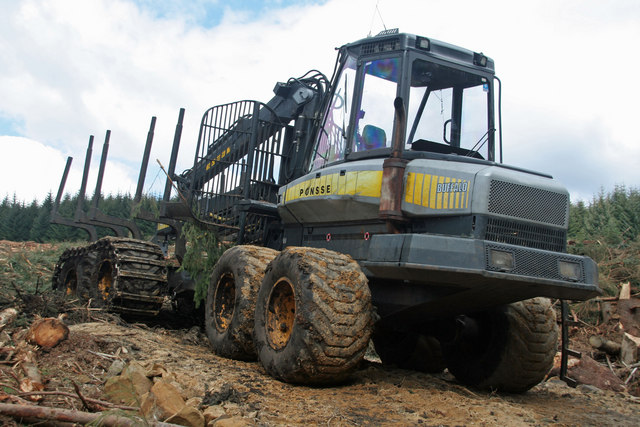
[
  {"left": 353, "top": 57, "right": 399, "bottom": 152},
  {"left": 310, "top": 56, "right": 357, "bottom": 170},
  {"left": 407, "top": 59, "right": 490, "bottom": 159}
]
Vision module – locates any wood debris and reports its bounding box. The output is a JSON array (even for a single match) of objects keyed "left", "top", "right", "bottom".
[
  {"left": 589, "top": 335, "right": 621, "bottom": 355},
  {"left": 564, "top": 281, "right": 640, "bottom": 395},
  {"left": 0, "top": 402, "right": 183, "bottom": 426},
  {"left": 0, "top": 308, "right": 18, "bottom": 331},
  {"left": 25, "top": 315, "right": 69, "bottom": 348}
]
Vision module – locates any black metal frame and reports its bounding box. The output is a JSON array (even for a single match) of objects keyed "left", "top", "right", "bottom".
[
  {"left": 50, "top": 157, "right": 98, "bottom": 242},
  {"left": 188, "top": 101, "right": 287, "bottom": 245},
  {"left": 56, "top": 132, "right": 143, "bottom": 239},
  {"left": 560, "top": 300, "right": 581, "bottom": 387}
]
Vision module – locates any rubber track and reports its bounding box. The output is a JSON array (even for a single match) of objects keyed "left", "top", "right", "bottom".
[
  {"left": 53, "top": 237, "right": 167, "bottom": 316},
  {"left": 52, "top": 247, "right": 84, "bottom": 291}
]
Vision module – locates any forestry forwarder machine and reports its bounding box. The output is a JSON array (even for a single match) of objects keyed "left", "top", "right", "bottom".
[{"left": 52, "top": 30, "right": 601, "bottom": 392}]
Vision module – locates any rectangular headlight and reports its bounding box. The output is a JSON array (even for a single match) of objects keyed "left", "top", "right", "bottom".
[
  {"left": 489, "top": 249, "right": 514, "bottom": 271},
  {"left": 559, "top": 260, "right": 582, "bottom": 281},
  {"left": 416, "top": 36, "right": 430, "bottom": 51},
  {"left": 473, "top": 52, "right": 488, "bottom": 67}
]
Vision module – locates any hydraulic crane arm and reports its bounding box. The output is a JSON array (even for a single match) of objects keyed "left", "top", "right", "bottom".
[{"left": 171, "top": 71, "right": 329, "bottom": 245}]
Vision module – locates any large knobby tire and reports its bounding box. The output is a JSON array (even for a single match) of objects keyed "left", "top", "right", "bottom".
[
  {"left": 253, "top": 247, "right": 373, "bottom": 384},
  {"left": 56, "top": 257, "right": 81, "bottom": 297},
  {"left": 86, "top": 238, "right": 167, "bottom": 314},
  {"left": 443, "top": 297, "right": 558, "bottom": 393},
  {"left": 76, "top": 251, "right": 98, "bottom": 301},
  {"left": 54, "top": 250, "right": 98, "bottom": 302},
  {"left": 373, "top": 328, "right": 445, "bottom": 373},
  {"left": 205, "top": 245, "right": 278, "bottom": 361},
  {"left": 89, "top": 248, "right": 117, "bottom": 308}
]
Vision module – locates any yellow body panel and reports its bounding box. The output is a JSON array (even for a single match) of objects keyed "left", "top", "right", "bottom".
[{"left": 405, "top": 172, "right": 470, "bottom": 210}]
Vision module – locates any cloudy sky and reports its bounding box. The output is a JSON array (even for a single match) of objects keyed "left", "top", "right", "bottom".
[{"left": 1, "top": 0, "right": 639, "bottom": 204}]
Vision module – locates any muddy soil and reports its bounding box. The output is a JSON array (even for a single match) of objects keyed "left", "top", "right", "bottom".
[
  {"left": 20, "top": 321, "right": 637, "bottom": 426},
  {"left": 2, "top": 240, "right": 639, "bottom": 426}
]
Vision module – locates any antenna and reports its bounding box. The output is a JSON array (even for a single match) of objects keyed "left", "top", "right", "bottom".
[{"left": 368, "top": 0, "right": 387, "bottom": 36}]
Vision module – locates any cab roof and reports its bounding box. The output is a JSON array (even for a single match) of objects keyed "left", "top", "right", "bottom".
[{"left": 342, "top": 29, "right": 495, "bottom": 74}]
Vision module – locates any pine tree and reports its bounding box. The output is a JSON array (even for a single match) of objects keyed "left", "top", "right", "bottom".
[
  {"left": 49, "top": 193, "right": 84, "bottom": 241},
  {"left": 568, "top": 185, "right": 640, "bottom": 294},
  {"left": 30, "top": 193, "right": 54, "bottom": 242},
  {"left": 568, "top": 200, "right": 587, "bottom": 242},
  {"left": 4, "top": 195, "right": 25, "bottom": 241},
  {"left": 0, "top": 195, "right": 10, "bottom": 239}
]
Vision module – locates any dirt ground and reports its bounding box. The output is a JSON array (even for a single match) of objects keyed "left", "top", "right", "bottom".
[
  {"left": 1, "top": 240, "right": 640, "bottom": 426},
  {"left": 3, "top": 320, "right": 631, "bottom": 426}
]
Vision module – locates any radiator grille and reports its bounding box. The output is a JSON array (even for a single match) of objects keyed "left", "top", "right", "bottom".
[
  {"left": 488, "top": 180, "right": 568, "bottom": 226},
  {"left": 485, "top": 244, "right": 584, "bottom": 282},
  {"left": 362, "top": 38, "right": 399, "bottom": 55},
  {"left": 485, "top": 218, "right": 566, "bottom": 252}
]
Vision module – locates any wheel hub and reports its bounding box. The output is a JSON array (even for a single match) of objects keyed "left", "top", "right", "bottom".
[
  {"left": 97, "top": 260, "right": 113, "bottom": 302},
  {"left": 266, "top": 277, "right": 295, "bottom": 350},
  {"left": 64, "top": 269, "right": 77, "bottom": 296},
  {"left": 213, "top": 273, "right": 235, "bottom": 332}
]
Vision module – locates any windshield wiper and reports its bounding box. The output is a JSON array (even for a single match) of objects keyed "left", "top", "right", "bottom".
[{"left": 465, "top": 129, "right": 492, "bottom": 157}]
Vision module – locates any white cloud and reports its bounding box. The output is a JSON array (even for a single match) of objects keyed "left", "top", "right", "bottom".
[
  {"left": 0, "top": 136, "right": 137, "bottom": 202},
  {"left": 0, "top": 0, "right": 639, "bottom": 204}
]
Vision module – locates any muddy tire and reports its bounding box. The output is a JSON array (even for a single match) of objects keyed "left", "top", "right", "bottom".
[
  {"left": 76, "top": 251, "right": 98, "bottom": 301},
  {"left": 53, "top": 238, "right": 166, "bottom": 316},
  {"left": 253, "top": 247, "right": 373, "bottom": 384},
  {"left": 373, "top": 328, "right": 445, "bottom": 373},
  {"left": 87, "top": 238, "right": 167, "bottom": 314},
  {"left": 205, "top": 245, "right": 278, "bottom": 360},
  {"left": 90, "top": 247, "right": 116, "bottom": 308},
  {"left": 55, "top": 256, "right": 81, "bottom": 297},
  {"left": 443, "top": 297, "right": 558, "bottom": 393}
]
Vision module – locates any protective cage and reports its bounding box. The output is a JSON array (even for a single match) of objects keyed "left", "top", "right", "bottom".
[{"left": 190, "top": 100, "right": 291, "bottom": 245}]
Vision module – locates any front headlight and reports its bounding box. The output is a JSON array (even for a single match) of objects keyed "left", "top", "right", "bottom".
[
  {"left": 559, "top": 260, "right": 582, "bottom": 281},
  {"left": 488, "top": 249, "right": 515, "bottom": 271}
]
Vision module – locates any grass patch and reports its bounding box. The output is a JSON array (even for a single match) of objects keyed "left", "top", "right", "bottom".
[{"left": 0, "top": 241, "right": 79, "bottom": 297}]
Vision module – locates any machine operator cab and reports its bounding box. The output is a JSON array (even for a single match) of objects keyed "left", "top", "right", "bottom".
[{"left": 309, "top": 30, "right": 498, "bottom": 171}]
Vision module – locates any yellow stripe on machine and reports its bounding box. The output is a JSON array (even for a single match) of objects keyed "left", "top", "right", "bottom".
[
  {"left": 205, "top": 147, "right": 231, "bottom": 171},
  {"left": 405, "top": 172, "right": 470, "bottom": 210},
  {"left": 284, "top": 170, "right": 383, "bottom": 202}
]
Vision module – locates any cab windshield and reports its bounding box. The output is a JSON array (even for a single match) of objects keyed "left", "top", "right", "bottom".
[
  {"left": 310, "top": 53, "right": 492, "bottom": 171},
  {"left": 310, "top": 55, "right": 357, "bottom": 170},
  {"left": 407, "top": 59, "right": 491, "bottom": 160}
]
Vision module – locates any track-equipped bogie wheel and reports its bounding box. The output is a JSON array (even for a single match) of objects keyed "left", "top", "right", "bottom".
[
  {"left": 53, "top": 246, "right": 89, "bottom": 299},
  {"left": 51, "top": 237, "right": 168, "bottom": 316},
  {"left": 75, "top": 251, "right": 97, "bottom": 300},
  {"left": 57, "top": 257, "right": 80, "bottom": 297},
  {"left": 253, "top": 247, "right": 373, "bottom": 385},
  {"left": 205, "top": 245, "right": 279, "bottom": 360},
  {"left": 54, "top": 246, "right": 99, "bottom": 299},
  {"left": 95, "top": 258, "right": 115, "bottom": 307},
  {"left": 442, "top": 297, "right": 558, "bottom": 393}
]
